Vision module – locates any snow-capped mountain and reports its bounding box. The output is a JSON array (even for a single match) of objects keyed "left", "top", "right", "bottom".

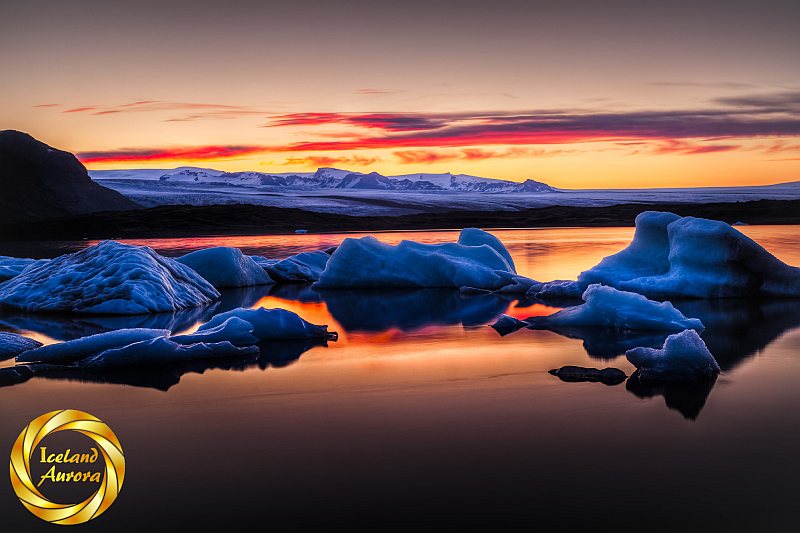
[{"left": 91, "top": 166, "right": 557, "bottom": 193}]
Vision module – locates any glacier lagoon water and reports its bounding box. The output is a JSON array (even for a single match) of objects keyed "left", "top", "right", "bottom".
[{"left": 1, "top": 227, "right": 800, "bottom": 530}]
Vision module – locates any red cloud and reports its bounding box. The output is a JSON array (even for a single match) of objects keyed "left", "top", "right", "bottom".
[
  {"left": 78, "top": 145, "right": 268, "bottom": 164},
  {"left": 283, "top": 155, "right": 381, "bottom": 167},
  {"left": 64, "top": 107, "right": 97, "bottom": 113}
]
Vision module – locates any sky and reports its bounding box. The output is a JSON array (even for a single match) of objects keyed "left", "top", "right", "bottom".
[{"left": 1, "top": 0, "right": 799, "bottom": 188}]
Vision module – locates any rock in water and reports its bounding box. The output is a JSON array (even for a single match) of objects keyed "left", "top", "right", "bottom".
[
  {"left": 315, "top": 229, "right": 517, "bottom": 290},
  {"left": 549, "top": 366, "right": 627, "bottom": 385},
  {"left": 194, "top": 307, "right": 335, "bottom": 340},
  {"left": 626, "top": 329, "right": 720, "bottom": 382},
  {"left": 177, "top": 247, "right": 274, "bottom": 288},
  {"left": 0, "top": 241, "right": 220, "bottom": 315},
  {"left": 526, "top": 284, "right": 705, "bottom": 332},
  {"left": 16, "top": 328, "right": 171, "bottom": 364},
  {"left": 0, "top": 130, "right": 138, "bottom": 224},
  {"left": 0, "top": 332, "right": 43, "bottom": 360}
]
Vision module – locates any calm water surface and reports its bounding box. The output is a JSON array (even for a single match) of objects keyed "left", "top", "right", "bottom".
[{"left": 1, "top": 227, "right": 799, "bottom": 530}]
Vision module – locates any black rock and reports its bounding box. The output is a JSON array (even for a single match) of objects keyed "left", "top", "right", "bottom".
[
  {"left": 0, "top": 130, "right": 138, "bottom": 224},
  {"left": 549, "top": 365, "right": 627, "bottom": 385}
]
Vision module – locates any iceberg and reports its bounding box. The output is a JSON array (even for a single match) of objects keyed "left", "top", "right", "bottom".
[
  {"left": 315, "top": 229, "right": 518, "bottom": 290},
  {"left": 171, "top": 316, "right": 260, "bottom": 346},
  {"left": 526, "top": 285, "right": 705, "bottom": 331},
  {"left": 80, "top": 336, "right": 259, "bottom": 369},
  {"left": 16, "top": 328, "right": 170, "bottom": 364},
  {"left": 0, "top": 332, "right": 42, "bottom": 360},
  {"left": 194, "top": 307, "right": 334, "bottom": 340},
  {"left": 626, "top": 329, "right": 721, "bottom": 382},
  {"left": 566, "top": 212, "right": 800, "bottom": 299},
  {"left": 457, "top": 227, "right": 516, "bottom": 273},
  {"left": 177, "top": 247, "right": 274, "bottom": 288},
  {"left": 255, "top": 250, "right": 330, "bottom": 283},
  {"left": 489, "top": 314, "right": 529, "bottom": 336},
  {"left": 0, "top": 256, "right": 49, "bottom": 282},
  {"left": 0, "top": 241, "right": 219, "bottom": 314}
]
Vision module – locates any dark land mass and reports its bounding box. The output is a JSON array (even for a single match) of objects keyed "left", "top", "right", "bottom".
[
  {"left": 1, "top": 199, "right": 798, "bottom": 240},
  {"left": 0, "top": 130, "right": 138, "bottom": 223}
]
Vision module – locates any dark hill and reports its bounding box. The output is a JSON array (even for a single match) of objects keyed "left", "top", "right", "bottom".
[{"left": 0, "top": 130, "right": 138, "bottom": 224}]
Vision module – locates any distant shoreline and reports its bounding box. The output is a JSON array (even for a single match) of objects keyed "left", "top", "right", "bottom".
[{"left": 2, "top": 198, "right": 799, "bottom": 241}]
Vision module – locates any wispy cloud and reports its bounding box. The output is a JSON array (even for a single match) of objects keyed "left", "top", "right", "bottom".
[
  {"left": 33, "top": 103, "right": 60, "bottom": 108},
  {"left": 78, "top": 145, "right": 269, "bottom": 164},
  {"left": 282, "top": 155, "right": 381, "bottom": 167},
  {"left": 51, "top": 100, "right": 267, "bottom": 121}
]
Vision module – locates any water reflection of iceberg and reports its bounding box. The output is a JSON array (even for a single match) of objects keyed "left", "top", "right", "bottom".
[
  {"left": 626, "top": 373, "right": 717, "bottom": 420},
  {"left": 318, "top": 288, "right": 511, "bottom": 332},
  {"left": 0, "top": 285, "right": 272, "bottom": 341},
  {"left": 0, "top": 338, "right": 327, "bottom": 391}
]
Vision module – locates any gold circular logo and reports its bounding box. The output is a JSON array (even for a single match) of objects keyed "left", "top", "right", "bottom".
[{"left": 9, "top": 409, "right": 125, "bottom": 525}]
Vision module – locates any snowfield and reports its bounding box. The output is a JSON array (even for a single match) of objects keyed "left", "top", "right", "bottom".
[{"left": 89, "top": 166, "right": 800, "bottom": 216}]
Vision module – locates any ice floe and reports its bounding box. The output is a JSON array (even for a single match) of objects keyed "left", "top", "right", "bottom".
[
  {"left": 315, "top": 229, "right": 518, "bottom": 290},
  {"left": 171, "top": 316, "right": 260, "bottom": 346},
  {"left": 79, "top": 337, "right": 259, "bottom": 369},
  {"left": 16, "top": 328, "right": 170, "bottom": 364},
  {"left": 0, "top": 332, "right": 42, "bottom": 360},
  {"left": 253, "top": 250, "right": 330, "bottom": 283},
  {"left": 193, "top": 307, "right": 334, "bottom": 340},
  {"left": 527, "top": 285, "right": 705, "bottom": 331},
  {"left": 177, "top": 246, "right": 274, "bottom": 288},
  {"left": 626, "top": 329, "right": 720, "bottom": 382},
  {"left": 0, "top": 241, "right": 219, "bottom": 314}
]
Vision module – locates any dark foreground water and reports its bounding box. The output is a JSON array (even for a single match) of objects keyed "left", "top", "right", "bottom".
[{"left": 1, "top": 227, "right": 800, "bottom": 531}]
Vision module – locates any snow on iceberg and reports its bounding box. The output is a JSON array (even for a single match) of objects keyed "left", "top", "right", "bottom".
[
  {"left": 626, "top": 329, "right": 720, "bottom": 381},
  {"left": 0, "top": 241, "right": 219, "bottom": 314},
  {"left": 526, "top": 285, "right": 705, "bottom": 331},
  {"left": 16, "top": 328, "right": 170, "bottom": 364},
  {"left": 0, "top": 256, "right": 49, "bottom": 282},
  {"left": 194, "top": 307, "right": 334, "bottom": 340},
  {"left": 171, "top": 316, "right": 259, "bottom": 346},
  {"left": 0, "top": 332, "right": 42, "bottom": 360},
  {"left": 177, "top": 247, "right": 274, "bottom": 288},
  {"left": 315, "top": 229, "right": 518, "bottom": 290},
  {"left": 253, "top": 250, "right": 330, "bottom": 283},
  {"left": 80, "top": 336, "right": 259, "bottom": 369}
]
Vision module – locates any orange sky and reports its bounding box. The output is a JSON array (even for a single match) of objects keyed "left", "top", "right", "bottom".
[{"left": 2, "top": 0, "right": 799, "bottom": 188}]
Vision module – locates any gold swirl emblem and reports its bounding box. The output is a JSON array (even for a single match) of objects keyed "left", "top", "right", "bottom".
[{"left": 9, "top": 409, "right": 125, "bottom": 525}]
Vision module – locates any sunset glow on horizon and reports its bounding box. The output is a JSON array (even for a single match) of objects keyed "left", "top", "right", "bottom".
[{"left": 2, "top": 0, "right": 799, "bottom": 188}]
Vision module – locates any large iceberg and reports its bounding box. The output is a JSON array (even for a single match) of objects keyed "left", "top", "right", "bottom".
[
  {"left": 177, "top": 247, "right": 274, "bottom": 288},
  {"left": 0, "top": 332, "right": 42, "bottom": 360},
  {"left": 16, "top": 328, "right": 170, "bottom": 364},
  {"left": 626, "top": 329, "right": 720, "bottom": 382},
  {"left": 79, "top": 337, "right": 259, "bottom": 369},
  {"left": 315, "top": 228, "right": 518, "bottom": 290},
  {"left": 0, "top": 241, "right": 220, "bottom": 314},
  {"left": 194, "top": 307, "right": 334, "bottom": 340},
  {"left": 0, "top": 256, "right": 49, "bottom": 282},
  {"left": 565, "top": 212, "right": 800, "bottom": 299},
  {"left": 526, "top": 285, "right": 705, "bottom": 331},
  {"left": 253, "top": 250, "right": 330, "bottom": 283}
]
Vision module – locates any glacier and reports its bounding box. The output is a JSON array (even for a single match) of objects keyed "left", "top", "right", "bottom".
[
  {"left": 0, "top": 241, "right": 219, "bottom": 314},
  {"left": 626, "top": 329, "right": 721, "bottom": 381},
  {"left": 177, "top": 246, "right": 274, "bottom": 288},
  {"left": 315, "top": 228, "right": 519, "bottom": 290}
]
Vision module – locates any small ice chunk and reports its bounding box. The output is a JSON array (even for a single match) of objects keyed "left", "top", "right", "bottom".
[
  {"left": 262, "top": 250, "right": 331, "bottom": 282},
  {"left": 16, "top": 328, "right": 170, "bottom": 364},
  {"left": 0, "top": 332, "right": 43, "bottom": 360},
  {"left": 195, "top": 307, "right": 333, "bottom": 340},
  {"left": 0, "top": 241, "right": 219, "bottom": 314},
  {"left": 80, "top": 336, "right": 259, "bottom": 369},
  {"left": 549, "top": 366, "right": 627, "bottom": 385},
  {"left": 626, "top": 329, "right": 720, "bottom": 381},
  {"left": 177, "top": 247, "right": 274, "bottom": 288},
  {"left": 527, "top": 280, "right": 582, "bottom": 300},
  {"left": 490, "top": 314, "right": 529, "bottom": 335},
  {"left": 171, "top": 317, "right": 259, "bottom": 346},
  {"left": 526, "top": 285, "right": 704, "bottom": 331}
]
